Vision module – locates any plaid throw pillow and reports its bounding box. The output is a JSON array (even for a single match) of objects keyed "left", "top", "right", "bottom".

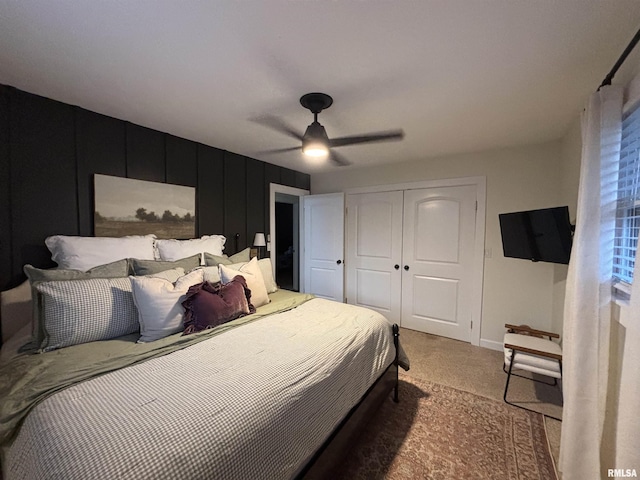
[{"left": 36, "top": 277, "right": 139, "bottom": 351}]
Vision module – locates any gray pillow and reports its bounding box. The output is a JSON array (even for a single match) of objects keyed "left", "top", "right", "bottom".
[
  {"left": 204, "top": 248, "right": 251, "bottom": 266},
  {"left": 23, "top": 259, "right": 131, "bottom": 349},
  {"left": 24, "top": 259, "right": 130, "bottom": 284},
  {"left": 36, "top": 277, "right": 138, "bottom": 351},
  {"left": 147, "top": 268, "right": 185, "bottom": 283},
  {"left": 130, "top": 254, "right": 201, "bottom": 276}
]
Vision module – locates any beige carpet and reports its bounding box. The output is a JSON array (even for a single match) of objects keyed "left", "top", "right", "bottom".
[
  {"left": 337, "top": 373, "right": 557, "bottom": 480},
  {"left": 398, "top": 328, "right": 562, "bottom": 468}
]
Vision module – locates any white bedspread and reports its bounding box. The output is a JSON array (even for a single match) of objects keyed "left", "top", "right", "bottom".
[{"left": 4, "top": 298, "right": 395, "bottom": 480}]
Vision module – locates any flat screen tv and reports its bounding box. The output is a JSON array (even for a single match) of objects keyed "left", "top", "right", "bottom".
[{"left": 499, "top": 206, "right": 573, "bottom": 264}]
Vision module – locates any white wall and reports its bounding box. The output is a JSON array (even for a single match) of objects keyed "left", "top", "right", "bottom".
[{"left": 311, "top": 140, "right": 565, "bottom": 348}]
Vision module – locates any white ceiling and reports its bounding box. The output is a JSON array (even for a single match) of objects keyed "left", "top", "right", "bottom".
[{"left": 1, "top": 1, "right": 640, "bottom": 174}]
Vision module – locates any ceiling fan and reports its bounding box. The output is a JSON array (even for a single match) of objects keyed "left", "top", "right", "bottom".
[{"left": 256, "top": 93, "right": 404, "bottom": 166}]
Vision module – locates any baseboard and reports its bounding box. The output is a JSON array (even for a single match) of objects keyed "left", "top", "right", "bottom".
[{"left": 480, "top": 338, "right": 503, "bottom": 352}]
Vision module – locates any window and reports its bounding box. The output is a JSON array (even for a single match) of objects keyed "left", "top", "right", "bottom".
[{"left": 613, "top": 103, "right": 640, "bottom": 286}]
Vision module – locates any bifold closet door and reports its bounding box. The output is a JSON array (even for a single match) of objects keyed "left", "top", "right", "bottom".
[
  {"left": 345, "top": 191, "right": 403, "bottom": 323},
  {"left": 401, "top": 185, "right": 477, "bottom": 342}
]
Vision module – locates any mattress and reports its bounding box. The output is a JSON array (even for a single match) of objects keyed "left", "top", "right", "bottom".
[{"left": 1, "top": 292, "right": 398, "bottom": 480}]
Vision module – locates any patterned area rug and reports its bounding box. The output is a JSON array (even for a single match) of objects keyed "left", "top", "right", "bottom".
[{"left": 337, "top": 374, "right": 557, "bottom": 480}]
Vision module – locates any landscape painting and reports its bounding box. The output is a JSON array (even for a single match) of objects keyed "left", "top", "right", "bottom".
[{"left": 94, "top": 174, "right": 196, "bottom": 239}]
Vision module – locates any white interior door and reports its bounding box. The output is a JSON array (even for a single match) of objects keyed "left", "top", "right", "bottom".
[
  {"left": 401, "top": 185, "right": 477, "bottom": 341},
  {"left": 302, "top": 193, "right": 344, "bottom": 301},
  {"left": 346, "top": 191, "right": 403, "bottom": 323}
]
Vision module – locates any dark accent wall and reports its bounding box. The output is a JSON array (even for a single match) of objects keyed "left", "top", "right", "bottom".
[{"left": 0, "top": 85, "right": 310, "bottom": 290}]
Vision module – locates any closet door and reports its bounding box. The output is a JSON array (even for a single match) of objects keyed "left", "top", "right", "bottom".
[
  {"left": 345, "top": 191, "right": 403, "bottom": 323},
  {"left": 401, "top": 185, "right": 477, "bottom": 341}
]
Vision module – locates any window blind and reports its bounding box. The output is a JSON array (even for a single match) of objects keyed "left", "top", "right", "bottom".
[{"left": 613, "top": 105, "right": 640, "bottom": 284}]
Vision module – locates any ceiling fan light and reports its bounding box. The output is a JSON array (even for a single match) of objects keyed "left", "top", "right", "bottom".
[
  {"left": 302, "top": 121, "right": 329, "bottom": 158},
  {"left": 302, "top": 141, "right": 329, "bottom": 158}
]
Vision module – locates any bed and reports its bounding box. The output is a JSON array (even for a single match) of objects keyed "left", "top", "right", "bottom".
[{"left": 0, "top": 237, "right": 409, "bottom": 480}]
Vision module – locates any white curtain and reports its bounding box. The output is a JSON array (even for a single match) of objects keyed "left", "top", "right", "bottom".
[
  {"left": 614, "top": 73, "right": 640, "bottom": 471},
  {"left": 615, "top": 263, "right": 640, "bottom": 470},
  {"left": 560, "top": 85, "right": 622, "bottom": 479}
]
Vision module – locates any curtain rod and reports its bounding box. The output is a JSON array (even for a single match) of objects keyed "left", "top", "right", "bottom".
[{"left": 599, "top": 27, "right": 640, "bottom": 90}]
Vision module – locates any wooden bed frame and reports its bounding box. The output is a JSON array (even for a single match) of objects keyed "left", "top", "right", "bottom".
[{"left": 299, "top": 324, "right": 400, "bottom": 479}]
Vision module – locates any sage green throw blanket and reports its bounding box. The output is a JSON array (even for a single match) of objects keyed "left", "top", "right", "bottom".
[{"left": 0, "top": 290, "right": 314, "bottom": 447}]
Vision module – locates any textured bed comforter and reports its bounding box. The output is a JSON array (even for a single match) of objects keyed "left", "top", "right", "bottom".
[{"left": 1, "top": 292, "right": 400, "bottom": 480}]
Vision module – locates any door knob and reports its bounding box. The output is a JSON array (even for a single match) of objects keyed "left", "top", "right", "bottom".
[
  {"left": 336, "top": 260, "right": 342, "bottom": 265},
  {"left": 404, "top": 265, "right": 409, "bottom": 271},
  {"left": 394, "top": 264, "right": 400, "bottom": 270}
]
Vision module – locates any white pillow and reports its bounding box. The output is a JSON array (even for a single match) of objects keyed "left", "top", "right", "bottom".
[
  {"left": 45, "top": 234, "right": 156, "bottom": 271},
  {"left": 219, "top": 257, "right": 270, "bottom": 308},
  {"left": 196, "top": 266, "right": 221, "bottom": 284},
  {"left": 226, "top": 258, "right": 278, "bottom": 293},
  {"left": 155, "top": 235, "right": 226, "bottom": 264},
  {"left": 257, "top": 258, "right": 278, "bottom": 293},
  {"left": 130, "top": 269, "right": 204, "bottom": 343}
]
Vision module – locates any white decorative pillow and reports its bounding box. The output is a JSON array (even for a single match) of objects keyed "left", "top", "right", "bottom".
[
  {"left": 219, "top": 257, "right": 270, "bottom": 308},
  {"left": 196, "top": 266, "right": 221, "bottom": 284},
  {"left": 130, "top": 269, "right": 204, "bottom": 343},
  {"left": 257, "top": 258, "right": 278, "bottom": 293},
  {"left": 155, "top": 235, "right": 226, "bottom": 264},
  {"left": 45, "top": 234, "right": 156, "bottom": 271},
  {"left": 36, "top": 277, "right": 139, "bottom": 352},
  {"left": 225, "top": 258, "right": 278, "bottom": 293}
]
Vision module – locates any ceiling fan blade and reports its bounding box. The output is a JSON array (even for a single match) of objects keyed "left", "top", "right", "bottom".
[
  {"left": 251, "top": 115, "right": 304, "bottom": 141},
  {"left": 329, "top": 150, "right": 351, "bottom": 167},
  {"left": 329, "top": 129, "right": 404, "bottom": 148},
  {"left": 257, "top": 146, "right": 301, "bottom": 155}
]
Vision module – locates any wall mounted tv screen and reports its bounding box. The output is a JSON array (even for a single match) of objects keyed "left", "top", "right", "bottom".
[{"left": 499, "top": 206, "right": 573, "bottom": 264}]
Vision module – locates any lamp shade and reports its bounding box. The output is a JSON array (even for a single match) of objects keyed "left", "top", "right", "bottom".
[
  {"left": 302, "top": 122, "right": 329, "bottom": 158},
  {"left": 253, "top": 233, "right": 266, "bottom": 247}
]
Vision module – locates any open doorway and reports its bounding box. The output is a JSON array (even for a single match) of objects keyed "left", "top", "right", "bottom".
[
  {"left": 269, "top": 184, "right": 309, "bottom": 292},
  {"left": 275, "top": 194, "right": 299, "bottom": 290}
]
